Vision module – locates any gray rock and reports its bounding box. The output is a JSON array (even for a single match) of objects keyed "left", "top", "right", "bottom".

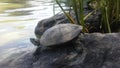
[
  {"left": 34, "top": 13, "right": 70, "bottom": 39},
  {"left": 78, "top": 33, "right": 120, "bottom": 68},
  {"left": 1, "top": 33, "right": 120, "bottom": 68}
]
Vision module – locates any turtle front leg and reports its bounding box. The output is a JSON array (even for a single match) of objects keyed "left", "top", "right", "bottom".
[
  {"left": 30, "top": 38, "right": 51, "bottom": 55},
  {"left": 30, "top": 38, "right": 40, "bottom": 46}
]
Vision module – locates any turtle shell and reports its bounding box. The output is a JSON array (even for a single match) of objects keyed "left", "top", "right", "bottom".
[{"left": 40, "top": 24, "right": 82, "bottom": 46}]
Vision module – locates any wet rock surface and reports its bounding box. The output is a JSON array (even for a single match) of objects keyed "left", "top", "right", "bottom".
[{"left": 0, "top": 33, "right": 120, "bottom": 68}]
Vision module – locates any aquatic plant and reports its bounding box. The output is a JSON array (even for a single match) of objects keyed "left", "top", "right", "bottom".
[
  {"left": 55, "top": 0, "right": 120, "bottom": 33},
  {"left": 55, "top": 0, "right": 93, "bottom": 33},
  {"left": 90, "top": 0, "right": 120, "bottom": 32}
]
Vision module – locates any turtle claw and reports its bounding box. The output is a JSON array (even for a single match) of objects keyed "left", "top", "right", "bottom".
[{"left": 30, "top": 38, "right": 40, "bottom": 46}]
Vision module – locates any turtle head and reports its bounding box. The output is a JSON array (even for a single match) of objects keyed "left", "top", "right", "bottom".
[{"left": 30, "top": 38, "right": 40, "bottom": 46}]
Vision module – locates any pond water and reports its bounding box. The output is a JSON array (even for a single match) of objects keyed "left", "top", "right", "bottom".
[{"left": 0, "top": 0, "right": 57, "bottom": 62}]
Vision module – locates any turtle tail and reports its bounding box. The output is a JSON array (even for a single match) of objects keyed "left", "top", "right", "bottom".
[{"left": 30, "top": 38, "right": 40, "bottom": 46}]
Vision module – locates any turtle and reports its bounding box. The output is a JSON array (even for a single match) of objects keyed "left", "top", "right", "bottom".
[{"left": 30, "top": 24, "right": 83, "bottom": 50}]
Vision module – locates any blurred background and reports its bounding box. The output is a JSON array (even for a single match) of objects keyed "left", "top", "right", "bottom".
[
  {"left": 0, "top": 0, "right": 89, "bottom": 62},
  {"left": 0, "top": 0, "right": 59, "bottom": 62}
]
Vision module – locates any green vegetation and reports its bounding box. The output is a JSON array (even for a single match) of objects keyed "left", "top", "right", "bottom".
[
  {"left": 55, "top": 0, "right": 120, "bottom": 33},
  {"left": 56, "top": 0, "right": 89, "bottom": 32},
  {"left": 97, "top": 0, "right": 120, "bottom": 33}
]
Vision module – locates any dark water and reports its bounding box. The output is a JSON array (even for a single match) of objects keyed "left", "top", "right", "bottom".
[{"left": 0, "top": 0, "right": 57, "bottom": 62}]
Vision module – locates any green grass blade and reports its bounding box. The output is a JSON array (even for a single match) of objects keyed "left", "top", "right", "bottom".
[
  {"left": 78, "top": 0, "right": 85, "bottom": 32},
  {"left": 105, "top": 7, "right": 111, "bottom": 33},
  {"left": 55, "top": 0, "right": 75, "bottom": 24}
]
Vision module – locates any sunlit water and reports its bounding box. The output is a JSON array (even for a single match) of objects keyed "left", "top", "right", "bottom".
[{"left": 0, "top": 0, "right": 58, "bottom": 62}]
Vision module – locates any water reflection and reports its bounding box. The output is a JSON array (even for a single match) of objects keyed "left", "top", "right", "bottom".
[
  {"left": 0, "top": 0, "right": 79, "bottom": 64},
  {"left": 0, "top": 0, "right": 55, "bottom": 63},
  {"left": 0, "top": 0, "right": 29, "bottom": 3},
  {"left": 0, "top": 0, "right": 30, "bottom": 13},
  {"left": 0, "top": 0, "right": 55, "bottom": 23},
  {"left": 9, "top": 10, "right": 32, "bottom": 16}
]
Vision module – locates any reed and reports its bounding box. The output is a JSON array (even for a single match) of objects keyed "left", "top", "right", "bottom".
[
  {"left": 55, "top": 0, "right": 120, "bottom": 33},
  {"left": 86, "top": 0, "right": 120, "bottom": 33},
  {"left": 55, "top": 0, "right": 93, "bottom": 33}
]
